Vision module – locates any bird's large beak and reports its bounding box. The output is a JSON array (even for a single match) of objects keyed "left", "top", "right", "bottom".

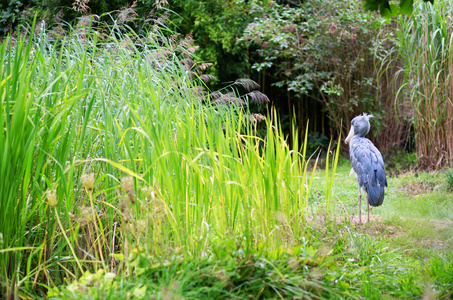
[{"left": 345, "top": 126, "right": 354, "bottom": 144}]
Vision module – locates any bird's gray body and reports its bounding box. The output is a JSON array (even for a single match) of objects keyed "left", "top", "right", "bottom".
[
  {"left": 349, "top": 135, "right": 387, "bottom": 206},
  {"left": 345, "top": 113, "right": 387, "bottom": 219}
]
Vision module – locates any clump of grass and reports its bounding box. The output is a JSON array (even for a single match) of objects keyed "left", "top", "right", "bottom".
[
  {"left": 445, "top": 168, "right": 453, "bottom": 191},
  {"left": 0, "top": 18, "right": 328, "bottom": 298},
  {"left": 394, "top": 0, "right": 453, "bottom": 169},
  {"left": 383, "top": 150, "right": 417, "bottom": 177},
  {"left": 48, "top": 249, "right": 341, "bottom": 299}
]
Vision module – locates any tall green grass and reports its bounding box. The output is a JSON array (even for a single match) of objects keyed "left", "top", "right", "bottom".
[
  {"left": 394, "top": 0, "right": 453, "bottom": 169},
  {"left": 0, "top": 28, "right": 41, "bottom": 297},
  {"left": 0, "top": 21, "right": 334, "bottom": 297}
]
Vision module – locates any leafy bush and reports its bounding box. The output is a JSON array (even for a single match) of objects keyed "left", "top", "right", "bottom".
[
  {"left": 242, "top": 0, "right": 410, "bottom": 153},
  {"left": 245, "top": 1, "right": 378, "bottom": 126},
  {"left": 0, "top": 0, "right": 24, "bottom": 33},
  {"left": 307, "top": 132, "right": 329, "bottom": 156},
  {"left": 168, "top": 0, "right": 254, "bottom": 84},
  {"left": 384, "top": 150, "right": 417, "bottom": 176}
]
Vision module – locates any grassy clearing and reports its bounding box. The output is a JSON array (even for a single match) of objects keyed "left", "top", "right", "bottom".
[
  {"left": 320, "top": 158, "right": 453, "bottom": 254},
  {"left": 1, "top": 21, "right": 452, "bottom": 299}
]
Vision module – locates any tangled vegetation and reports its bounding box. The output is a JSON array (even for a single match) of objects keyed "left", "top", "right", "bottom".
[
  {"left": 0, "top": 20, "right": 336, "bottom": 298},
  {"left": 2, "top": 0, "right": 453, "bottom": 169},
  {"left": 1, "top": 1, "right": 453, "bottom": 299},
  {"left": 1, "top": 19, "right": 452, "bottom": 299}
]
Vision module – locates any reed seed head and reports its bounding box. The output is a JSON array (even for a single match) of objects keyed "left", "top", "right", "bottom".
[
  {"left": 80, "top": 206, "right": 93, "bottom": 223},
  {"left": 121, "top": 176, "right": 135, "bottom": 203},
  {"left": 136, "top": 219, "right": 147, "bottom": 234},
  {"left": 274, "top": 211, "right": 287, "bottom": 224},
  {"left": 81, "top": 173, "right": 95, "bottom": 190},
  {"left": 141, "top": 186, "right": 155, "bottom": 201},
  {"left": 47, "top": 189, "right": 58, "bottom": 207}
]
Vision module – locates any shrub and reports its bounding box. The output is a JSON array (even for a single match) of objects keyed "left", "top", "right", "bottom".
[{"left": 242, "top": 0, "right": 411, "bottom": 153}]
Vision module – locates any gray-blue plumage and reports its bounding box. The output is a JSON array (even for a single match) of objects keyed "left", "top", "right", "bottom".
[{"left": 345, "top": 113, "right": 387, "bottom": 222}]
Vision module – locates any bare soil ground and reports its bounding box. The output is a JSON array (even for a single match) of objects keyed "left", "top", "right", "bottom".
[{"left": 348, "top": 214, "right": 381, "bottom": 224}]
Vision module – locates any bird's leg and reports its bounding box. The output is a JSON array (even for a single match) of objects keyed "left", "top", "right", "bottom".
[
  {"left": 358, "top": 195, "right": 362, "bottom": 223},
  {"left": 367, "top": 194, "right": 370, "bottom": 223},
  {"left": 358, "top": 187, "right": 362, "bottom": 224}
]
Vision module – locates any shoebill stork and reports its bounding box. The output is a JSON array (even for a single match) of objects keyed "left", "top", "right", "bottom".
[{"left": 345, "top": 113, "right": 387, "bottom": 223}]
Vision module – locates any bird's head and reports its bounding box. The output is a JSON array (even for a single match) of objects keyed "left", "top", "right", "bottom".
[{"left": 345, "top": 113, "right": 373, "bottom": 144}]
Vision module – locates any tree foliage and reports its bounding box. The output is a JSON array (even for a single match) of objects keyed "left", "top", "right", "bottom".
[
  {"left": 362, "top": 0, "right": 433, "bottom": 18},
  {"left": 242, "top": 0, "right": 394, "bottom": 147},
  {"left": 167, "top": 0, "right": 254, "bottom": 84}
]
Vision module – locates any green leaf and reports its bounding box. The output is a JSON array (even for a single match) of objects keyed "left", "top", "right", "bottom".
[
  {"left": 306, "top": 246, "right": 317, "bottom": 256},
  {"left": 379, "top": 1, "right": 393, "bottom": 18},
  {"left": 389, "top": 4, "right": 401, "bottom": 15},
  {"left": 399, "top": 0, "right": 413, "bottom": 15},
  {"left": 112, "top": 253, "right": 124, "bottom": 262},
  {"left": 133, "top": 286, "right": 147, "bottom": 299}
]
